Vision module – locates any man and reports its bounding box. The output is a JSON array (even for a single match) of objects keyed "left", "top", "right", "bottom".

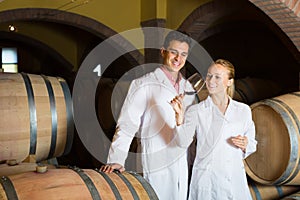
[{"left": 100, "top": 30, "right": 195, "bottom": 200}]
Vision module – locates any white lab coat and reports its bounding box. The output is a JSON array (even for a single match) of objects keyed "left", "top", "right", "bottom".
[
  {"left": 107, "top": 67, "right": 195, "bottom": 200},
  {"left": 175, "top": 96, "right": 257, "bottom": 200}
]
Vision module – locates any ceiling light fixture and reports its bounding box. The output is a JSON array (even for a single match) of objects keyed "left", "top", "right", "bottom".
[{"left": 8, "top": 25, "right": 17, "bottom": 32}]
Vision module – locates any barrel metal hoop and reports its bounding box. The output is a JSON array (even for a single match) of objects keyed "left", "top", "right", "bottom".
[
  {"left": 264, "top": 98, "right": 299, "bottom": 184},
  {"left": 271, "top": 98, "right": 300, "bottom": 137},
  {"left": 276, "top": 93, "right": 300, "bottom": 133},
  {"left": 128, "top": 171, "right": 159, "bottom": 200},
  {"left": 58, "top": 78, "right": 74, "bottom": 156},
  {"left": 248, "top": 180, "right": 262, "bottom": 200},
  {"left": 41, "top": 75, "right": 57, "bottom": 159},
  {"left": 20, "top": 73, "right": 37, "bottom": 155},
  {"left": 0, "top": 176, "right": 18, "bottom": 200},
  {"left": 276, "top": 185, "right": 284, "bottom": 197},
  {"left": 58, "top": 78, "right": 74, "bottom": 155},
  {"left": 271, "top": 97, "right": 300, "bottom": 184},
  {"left": 115, "top": 172, "right": 139, "bottom": 200},
  {"left": 95, "top": 170, "right": 122, "bottom": 200},
  {"left": 70, "top": 166, "right": 101, "bottom": 200}
]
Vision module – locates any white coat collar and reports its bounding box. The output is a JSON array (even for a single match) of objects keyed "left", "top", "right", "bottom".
[
  {"left": 204, "top": 95, "right": 233, "bottom": 108},
  {"left": 153, "top": 67, "right": 186, "bottom": 94},
  {"left": 204, "top": 95, "right": 235, "bottom": 122}
]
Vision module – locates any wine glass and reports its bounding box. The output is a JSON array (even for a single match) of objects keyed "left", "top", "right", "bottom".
[{"left": 184, "top": 73, "right": 205, "bottom": 95}]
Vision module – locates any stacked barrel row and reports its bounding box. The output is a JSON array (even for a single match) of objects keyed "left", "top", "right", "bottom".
[
  {"left": 1, "top": 72, "right": 300, "bottom": 199},
  {"left": 0, "top": 72, "right": 158, "bottom": 200}
]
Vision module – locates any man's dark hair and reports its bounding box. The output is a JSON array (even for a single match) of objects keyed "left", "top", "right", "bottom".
[{"left": 163, "top": 30, "right": 192, "bottom": 49}]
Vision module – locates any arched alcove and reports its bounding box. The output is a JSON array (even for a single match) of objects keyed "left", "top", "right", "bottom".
[{"left": 179, "top": 0, "right": 300, "bottom": 102}]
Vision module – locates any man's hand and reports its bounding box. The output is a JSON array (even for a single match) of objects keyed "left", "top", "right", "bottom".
[
  {"left": 100, "top": 163, "right": 125, "bottom": 173},
  {"left": 170, "top": 94, "right": 184, "bottom": 126}
]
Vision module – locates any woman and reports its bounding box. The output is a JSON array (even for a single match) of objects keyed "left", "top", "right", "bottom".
[{"left": 170, "top": 59, "right": 257, "bottom": 200}]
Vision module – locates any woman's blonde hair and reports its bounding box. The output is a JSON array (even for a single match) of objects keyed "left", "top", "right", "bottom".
[{"left": 214, "top": 59, "right": 235, "bottom": 98}]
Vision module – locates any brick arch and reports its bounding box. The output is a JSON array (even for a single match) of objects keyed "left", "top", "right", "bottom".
[
  {"left": 179, "top": 0, "right": 300, "bottom": 63},
  {"left": 0, "top": 8, "right": 143, "bottom": 66},
  {"left": 249, "top": 0, "right": 300, "bottom": 61}
]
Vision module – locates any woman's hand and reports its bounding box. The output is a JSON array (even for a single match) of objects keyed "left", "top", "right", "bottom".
[
  {"left": 170, "top": 94, "right": 184, "bottom": 126},
  {"left": 231, "top": 135, "right": 248, "bottom": 152},
  {"left": 100, "top": 163, "right": 125, "bottom": 173}
]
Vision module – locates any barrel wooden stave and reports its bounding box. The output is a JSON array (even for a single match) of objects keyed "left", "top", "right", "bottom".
[{"left": 0, "top": 74, "right": 30, "bottom": 163}]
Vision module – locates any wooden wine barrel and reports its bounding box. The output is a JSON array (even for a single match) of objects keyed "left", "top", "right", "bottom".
[
  {"left": 0, "top": 167, "right": 158, "bottom": 200},
  {"left": 245, "top": 91, "right": 300, "bottom": 185},
  {"left": 0, "top": 73, "right": 74, "bottom": 163},
  {"left": 233, "top": 77, "right": 282, "bottom": 104},
  {"left": 281, "top": 191, "right": 300, "bottom": 199},
  {"left": 248, "top": 179, "right": 300, "bottom": 200}
]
